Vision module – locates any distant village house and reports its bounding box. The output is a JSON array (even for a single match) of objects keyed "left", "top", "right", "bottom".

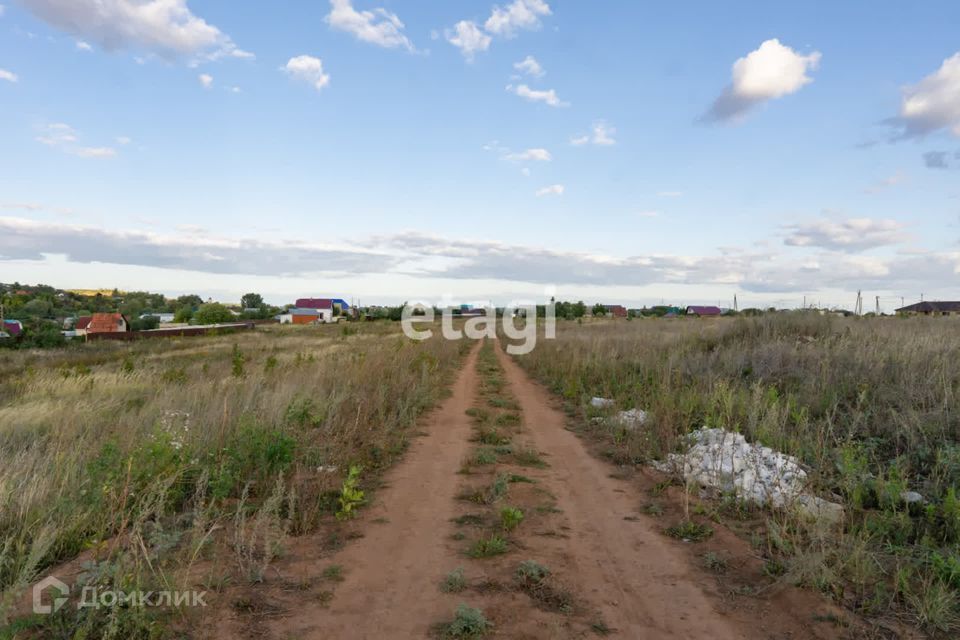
[
  {"left": 896, "top": 301, "right": 960, "bottom": 316},
  {"left": 686, "top": 305, "right": 722, "bottom": 317},
  {"left": 87, "top": 313, "right": 129, "bottom": 334}
]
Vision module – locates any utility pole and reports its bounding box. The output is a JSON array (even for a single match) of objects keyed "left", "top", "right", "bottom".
[
  {"left": 876, "top": 296, "right": 880, "bottom": 315},
  {"left": 733, "top": 294, "right": 738, "bottom": 311}
]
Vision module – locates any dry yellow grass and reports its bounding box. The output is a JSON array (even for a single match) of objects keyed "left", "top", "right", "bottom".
[{"left": 0, "top": 323, "right": 468, "bottom": 634}]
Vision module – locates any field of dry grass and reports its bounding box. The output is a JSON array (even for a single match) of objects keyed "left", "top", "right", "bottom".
[
  {"left": 512, "top": 313, "right": 960, "bottom": 636},
  {"left": 0, "top": 323, "right": 468, "bottom": 637}
]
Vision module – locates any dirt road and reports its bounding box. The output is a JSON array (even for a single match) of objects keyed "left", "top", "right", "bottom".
[
  {"left": 214, "top": 339, "right": 849, "bottom": 639},
  {"left": 259, "top": 343, "right": 483, "bottom": 639},
  {"left": 493, "top": 342, "right": 742, "bottom": 639}
]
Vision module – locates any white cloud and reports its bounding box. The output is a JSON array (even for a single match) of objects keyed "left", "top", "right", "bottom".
[
  {"left": 198, "top": 73, "right": 213, "bottom": 88},
  {"left": 4, "top": 217, "right": 958, "bottom": 298},
  {"left": 19, "top": 0, "right": 252, "bottom": 61},
  {"left": 116, "top": 136, "right": 132, "bottom": 145},
  {"left": 72, "top": 146, "right": 117, "bottom": 158},
  {"left": 505, "top": 148, "right": 552, "bottom": 162},
  {"left": 0, "top": 68, "right": 17, "bottom": 82},
  {"left": 284, "top": 55, "right": 330, "bottom": 92},
  {"left": 485, "top": 0, "right": 551, "bottom": 37},
  {"left": 447, "top": 1, "right": 550, "bottom": 61},
  {"left": 35, "top": 122, "right": 116, "bottom": 158},
  {"left": 535, "top": 184, "right": 564, "bottom": 197},
  {"left": 325, "top": 0, "right": 414, "bottom": 52},
  {"left": 36, "top": 123, "right": 77, "bottom": 146},
  {"left": 705, "top": 38, "right": 821, "bottom": 122},
  {"left": 894, "top": 52, "right": 960, "bottom": 138},
  {"left": 75, "top": 40, "right": 92, "bottom": 51},
  {"left": 784, "top": 218, "right": 907, "bottom": 251},
  {"left": 446, "top": 20, "right": 490, "bottom": 61},
  {"left": 571, "top": 121, "right": 616, "bottom": 146},
  {"left": 0, "top": 216, "right": 396, "bottom": 276},
  {"left": 513, "top": 55, "right": 544, "bottom": 77},
  {"left": 508, "top": 83, "right": 567, "bottom": 107}
]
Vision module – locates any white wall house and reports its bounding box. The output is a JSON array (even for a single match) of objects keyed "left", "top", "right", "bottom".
[{"left": 278, "top": 307, "right": 336, "bottom": 324}]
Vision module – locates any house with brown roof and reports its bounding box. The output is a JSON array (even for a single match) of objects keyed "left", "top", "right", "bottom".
[
  {"left": 603, "top": 304, "right": 628, "bottom": 318},
  {"left": 896, "top": 301, "right": 960, "bottom": 316},
  {"left": 686, "top": 305, "right": 723, "bottom": 317},
  {"left": 87, "top": 313, "right": 129, "bottom": 334}
]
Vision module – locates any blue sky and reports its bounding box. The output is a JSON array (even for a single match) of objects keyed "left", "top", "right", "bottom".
[{"left": 1, "top": 0, "right": 959, "bottom": 311}]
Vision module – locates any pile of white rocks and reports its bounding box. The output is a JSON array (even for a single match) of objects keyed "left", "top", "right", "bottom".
[
  {"left": 653, "top": 427, "right": 844, "bottom": 524},
  {"left": 590, "top": 398, "right": 648, "bottom": 431}
]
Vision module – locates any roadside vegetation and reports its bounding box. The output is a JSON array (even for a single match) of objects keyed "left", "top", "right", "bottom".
[
  {"left": 513, "top": 313, "right": 960, "bottom": 635},
  {"left": 0, "top": 323, "right": 467, "bottom": 637}
]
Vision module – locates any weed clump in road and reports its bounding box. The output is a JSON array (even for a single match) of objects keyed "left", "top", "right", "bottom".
[
  {"left": 468, "top": 535, "right": 508, "bottom": 558},
  {"left": 515, "top": 560, "right": 550, "bottom": 585},
  {"left": 440, "top": 603, "right": 491, "bottom": 638},
  {"left": 440, "top": 567, "right": 467, "bottom": 593},
  {"left": 499, "top": 506, "right": 524, "bottom": 531}
]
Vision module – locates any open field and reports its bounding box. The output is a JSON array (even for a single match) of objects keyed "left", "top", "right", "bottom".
[
  {"left": 0, "top": 324, "right": 468, "bottom": 637},
  {"left": 2, "top": 314, "right": 958, "bottom": 639},
  {"left": 512, "top": 314, "right": 960, "bottom": 636}
]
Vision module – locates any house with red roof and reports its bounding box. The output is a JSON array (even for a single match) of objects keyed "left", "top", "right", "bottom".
[
  {"left": 73, "top": 316, "right": 92, "bottom": 337},
  {"left": 87, "top": 313, "right": 129, "bottom": 334}
]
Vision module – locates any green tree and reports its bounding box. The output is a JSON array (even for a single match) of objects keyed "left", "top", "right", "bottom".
[
  {"left": 173, "top": 307, "right": 193, "bottom": 323},
  {"left": 175, "top": 294, "right": 203, "bottom": 309},
  {"left": 129, "top": 315, "right": 160, "bottom": 331},
  {"left": 592, "top": 303, "right": 608, "bottom": 317},
  {"left": 22, "top": 319, "right": 65, "bottom": 348},
  {"left": 193, "top": 302, "right": 235, "bottom": 325},
  {"left": 240, "top": 293, "right": 264, "bottom": 309}
]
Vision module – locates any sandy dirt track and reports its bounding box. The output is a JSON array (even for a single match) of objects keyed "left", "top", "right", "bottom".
[{"left": 208, "top": 339, "right": 855, "bottom": 639}]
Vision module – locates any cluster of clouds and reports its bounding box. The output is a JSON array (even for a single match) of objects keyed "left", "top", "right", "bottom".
[
  {"left": 3, "top": 215, "right": 956, "bottom": 296},
  {"left": 34, "top": 123, "right": 125, "bottom": 159},
  {"left": 6, "top": 0, "right": 960, "bottom": 146},
  {"left": 325, "top": 0, "right": 414, "bottom": 52},
  {"left": 784, "top": 218, "right": 907, "bottom": 251},
  {"left": 571, "top": 122, "right": 616, "bottom": 146},
  {"left": 445, "top": 0, "right": 551, "bottom": 61},
  {"left": 4, "top": 2, "right": 960, "bottom": 297}
]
